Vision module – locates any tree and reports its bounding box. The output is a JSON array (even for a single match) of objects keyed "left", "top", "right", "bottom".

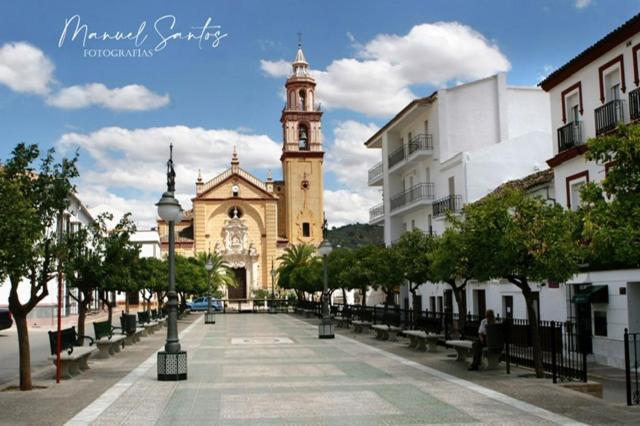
[
  {"left": 276, "top": 244, "right": 315, "bottom": 301},
  {"left": 0, "top": 143, "right": 78, "bottom": 390},
  {"left": 100, "top": 214, "right": 139, "bottom": 322},
  {"left": 340, "top": 245, "right": 379, "bottom": 307},
  {"left": 394, "top": 230, "right": 436, "bottom": 311},
  {"left": 290, "top": 257, "right": 323, "bottom": 299},
  {"left": 364, "top": 245, "right": 402, "bottom": 316},
  {"left": 430, "top": 225, "right": 475, "bottom": 332},
  {"left": 327, "top": 247, "right": 354, "bottom": 304},
  {"left": 579, "top": 123, "right": 640, "bottom": 269},
  {"left": 464, "top": 188, "right": 580, "bottom": 377},
  {"left": 64, "top": 214, "right": 108, "bottom": 343},
  {"left": 134, "top": 256, "right": 166, "bottom": 312},
  {"left": 195, "top": 251, "right": 237, "bottom": 297},
  {"left": 175, "top": 255, "right": 208, "bottom": 306}
]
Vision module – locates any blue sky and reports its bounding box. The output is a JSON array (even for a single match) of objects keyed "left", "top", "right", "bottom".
[{"left": 0, "top": 0, "right": 638, "bottom": 226}]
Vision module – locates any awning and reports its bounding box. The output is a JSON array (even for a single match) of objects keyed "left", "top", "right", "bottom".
[{"left": 572, "top": 285, "right": 609, "bottom": 304}]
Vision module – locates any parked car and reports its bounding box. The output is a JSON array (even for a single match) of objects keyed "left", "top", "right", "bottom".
[
  {"left": 0, "top": 308, "right": 13, "bottom": 330},
  {"left": 186, "top": 297, "right": 223, "bottom": 312}
]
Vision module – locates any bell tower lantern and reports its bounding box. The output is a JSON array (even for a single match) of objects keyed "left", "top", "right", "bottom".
[{"left": 280, "top": 42, "right": 324, "bottom": 246}]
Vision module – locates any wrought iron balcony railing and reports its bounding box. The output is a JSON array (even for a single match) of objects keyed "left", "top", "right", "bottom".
[
  {"left": 595, "top": 99, "right": 625, "bottom": 135},
  {"left": 367, "top": 161, "right": 383, "bottom": 184},
  {"left": 369, "top": 203, "right": 384, "bottom": 222},
  {"left": 629, "top": 88, "right": 640, "bottom": 122},
  {"left": 557, "top": 121, "right": 583, "bottom": 153},
  {"left": 390, "top": 183, "right": 434, "bottom": 211},
  {"left": 407, "top": 134, "right": 433, "bottom": 156},
  {"left": 432, "top": 194, "right": 462, "bottom": 218},
  {"left": 388, "top": 145, "right": 406, "bottom": 168}
]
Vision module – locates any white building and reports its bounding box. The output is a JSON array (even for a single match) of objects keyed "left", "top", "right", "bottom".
[
  {"left": 538, "top": 13, "right": 640, "bottom": 368},
  {"left": 365, "top": 73, "right": 552, "bottom": 310},
  {"left": 131, "top": 228, "right": 161, "bottom": 259},
  {"left": 0, "top": 193, "right": 96, "bottom": 323}
]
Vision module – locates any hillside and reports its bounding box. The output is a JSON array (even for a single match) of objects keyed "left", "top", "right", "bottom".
[{"left": 326, "top": 223, "right": 384, "bottom": 249}]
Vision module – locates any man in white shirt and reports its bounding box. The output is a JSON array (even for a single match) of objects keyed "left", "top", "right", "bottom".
[{"left": 468, "top": 309, "right": 495, "bottom": 371}]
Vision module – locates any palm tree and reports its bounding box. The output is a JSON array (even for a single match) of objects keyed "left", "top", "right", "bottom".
[
  {"left": 277, "top": 244, "right": 316, "bottom": 301},
  {"left": 196, "top": 252, "right": 237, "bottom": 297}
]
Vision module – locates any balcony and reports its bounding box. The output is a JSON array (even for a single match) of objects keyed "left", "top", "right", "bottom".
[
  {"left": 369, "top": 203, "right": 384, "bottom": 224},
  {"left": 629, "top": 88, "right": 640, "bottom": 121},
  {"left": 595, "top": 99, "right": 625, "bottom": 136},
  {"left": 387, "top": 133, "right": 434, "bottom": 172},
  {"left": 557, "top": 121, "right": 583, "bottom": 153},
  {"left": 433, "top": 194, "right": 462, "bottom": 218},
  {"left": 368, "top": 161, "right": 383, "bottom": 186},
  {"left": 390, "top": 183, "right": 434, "bottom": 212}
]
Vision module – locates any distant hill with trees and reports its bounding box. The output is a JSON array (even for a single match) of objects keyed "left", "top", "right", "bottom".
[{"left": 327, "top": 223, "right": 383, "bottom": 248}]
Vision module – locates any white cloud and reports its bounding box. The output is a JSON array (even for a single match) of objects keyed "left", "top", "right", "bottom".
[
  {"left": 58, "top": 125, "right": 282, "bottom": 227},
  {"left": 261, "top": 22, "right": 510, "bottom": 117},
  {"left": 324, "top": 189, "right": 381, "bottom": 227},
  {"left": 575, "top": 0, "right": 592, "bottom": 9},
  {"left": 0, "top": 42, "right": 55, "bottom": 95},
  {"left": 0, "top": 41, "right": 169, "bottom": 111},
  {"left": 47, "top": 83, "right": 169, "bottom": 111}
]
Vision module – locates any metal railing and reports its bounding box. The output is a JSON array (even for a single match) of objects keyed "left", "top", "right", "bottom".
[
  {"left": 432, "top": 194, "right": 462, "bottom": 217},
  {"left": 629, "top": 88, "right": 640, "bottom": 122},
  {"left": 368, "top": 162, "right": 383, "bottom": 183},
  {"left": 388, "top": 145, "right": 406, "bottom": 168},
  {"left": 408, "top": 134, "right": 433, "bottom": 155},
  {"left": 390, "top": 183, "right": 435, "bottom": 211},
  {"left": 557, "top": 121, "right": 583, "bottom": 152},
  {"left": 369, "top": 203, "right": 384, "bottom": 222},
  {"left": 595, "top": 99, "right": 625, "bottom": 135},
  {"left": 624, "top": 329, "right": 640, "bottom": 405}
]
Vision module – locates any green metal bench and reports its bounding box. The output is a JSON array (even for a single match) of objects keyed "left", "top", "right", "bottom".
[
  {"left": 47, "top": 327, "right": 96, "bottom": 379},
  {"left": 92, "top": 320, "right": 126, "bottom": 358}
]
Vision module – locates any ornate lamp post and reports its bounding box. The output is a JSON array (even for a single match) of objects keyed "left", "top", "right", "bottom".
[
  {"left": 204, "top": 257, "right": 215, "bottom": 324},
  {"left": 269, "top": 260, "right": 277, "bottom": 314},
  {"left": 318, "top": 216, "right": 334, "bottom": 339},
  {"left": 156, "top": 144, "right": 187, "bottom": 381}
]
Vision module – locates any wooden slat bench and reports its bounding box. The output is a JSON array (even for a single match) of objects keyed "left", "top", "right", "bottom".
[
  {"left": 47, "top": 327, "right": 96, "bottom": 379},
  {"left": 351, "top": 320, "right": 372, "bottom": 334},
  {"left": 372, "top": 324, "right": 403, "bottom": 341},
  {"left": 405, "top": 330, "right": 443, "bottom": 352},
  {"left": 93, "top": 320, "right": 126, "bottom": 359}
]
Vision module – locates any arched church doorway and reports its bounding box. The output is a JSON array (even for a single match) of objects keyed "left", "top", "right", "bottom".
[{"left": 228, "top": 267, "right": 247, "bottom": 299}]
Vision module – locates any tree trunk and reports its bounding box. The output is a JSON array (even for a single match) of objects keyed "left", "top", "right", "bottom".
[
  {"left": 449, "top": 281, "right": 467, "bottom": 334},
  {"left": 76, "top": 290, "right": 92, "bottom": 345},
  {"left": 361, "top": 288, "right": 367, "bottom": 308},
  {"left": 14, "top": 313, "right": 32, "bottom": 391},
  {"left": 341, "top": 288, "right": 347, "bottom": 306},
  {"left": 511, "top": 277, "right": 544, "bottom": 378}
]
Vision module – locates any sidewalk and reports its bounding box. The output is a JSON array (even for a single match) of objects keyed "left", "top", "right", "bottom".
[{"left": 70, "top": 314, "right": 639, "bottom": 425}]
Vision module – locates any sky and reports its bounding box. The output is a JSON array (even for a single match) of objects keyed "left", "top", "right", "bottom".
[{"left": 0, "top": 0, "right": 639, "bottom": 228}]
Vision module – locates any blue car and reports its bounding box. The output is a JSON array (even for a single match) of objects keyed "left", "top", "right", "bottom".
[{"left": 187, "top": 297, "right": 223, "bottom": 312}]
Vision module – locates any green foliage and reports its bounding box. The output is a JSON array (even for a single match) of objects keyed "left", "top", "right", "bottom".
[
  {"left": 431, "top": 223, "right": 474, "bottom": 285},
  {"left": 363, "top": 245, "right": 402, "bottom": 298},
  {"left": 394, "top": 230, "right": 436, "bottom": 294},
  {"left": 580, "top": 124, "right": 640, "bottom": 269},
  {"left": 327, "top": 247, "right": 354, "bottom": 292},
  {"left": 195, "top": 251, "right": 237, "bottom": 295},
  {"left": 290, "top": 257, "right": 323, "bottom": 295},
  {"left": 101, "top": 213, "right": 140, "bottom": 293},
  {"left": 276, "top": 244, "right": 315, "bottom": 293},
  {"left": 326, "top": 223, "right": 383, "bottom": 248},
  {"left": 175, "top": 255, "right": 208, "bottom": 295}
]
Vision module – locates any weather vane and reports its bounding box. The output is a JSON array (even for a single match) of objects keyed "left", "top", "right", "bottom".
[
  {"left": 297, "top": 32, "right": 303, "bottom": 48},
  {"left": 167, "top": 143, "right": 176, "bottom": 193}
]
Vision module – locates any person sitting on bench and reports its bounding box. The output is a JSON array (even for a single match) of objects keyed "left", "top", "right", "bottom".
[{"left": 468, "top": 309, "right": 495, "bottom": 371}]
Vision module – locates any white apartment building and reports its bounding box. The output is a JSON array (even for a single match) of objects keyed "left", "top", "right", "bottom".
[
  {"left": 365, "top": 73, "right": 552, "bottom": 312},
  {"left": 539, "top": 13, "right": 640, "bottom": 368},
  {"left": 0, "top": 193, "right": 96, "bottom": 324}
]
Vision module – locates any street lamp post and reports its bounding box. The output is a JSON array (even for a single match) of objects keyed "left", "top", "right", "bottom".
[
  {"left": 205, "top": 257, "right": 215, "bottom": 324},
  {"left": 269, "top": 260, "right": 277, "bottom": 314},
  {"left": 156, "top": 144, "right": 187, "bottom": 381},
  {"left": 318, "top": 216, "right": 334, "bottom": 339}
]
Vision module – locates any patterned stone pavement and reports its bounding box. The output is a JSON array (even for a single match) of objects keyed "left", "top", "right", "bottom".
[{"left": 71, "top": 314, "right": 583, "bottom": 425}]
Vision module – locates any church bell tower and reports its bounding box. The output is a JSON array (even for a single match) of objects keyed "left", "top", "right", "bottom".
[{"left": 281, "top": 42, "right": 324, "bottom": 246}]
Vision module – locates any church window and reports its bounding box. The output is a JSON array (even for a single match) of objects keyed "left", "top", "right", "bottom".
[
  {"left": 302, "top": 222, "right": 310, "bottom": 237},
  {"left": 298, "top": 124, "right": 309, "bottom": 151},
  {"left": 299, "top": 90, "right": 306, "bottom": 111},
  {"left": 301, "top": 180, "right": 309, "bottom": 190},
  {"left": 228, "top": 206, "right": 243, "bottom": 219}
]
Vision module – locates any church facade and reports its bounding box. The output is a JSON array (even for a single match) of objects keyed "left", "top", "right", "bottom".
[{"left": 157, "top": 45, "right": 324, "bottom": 299}]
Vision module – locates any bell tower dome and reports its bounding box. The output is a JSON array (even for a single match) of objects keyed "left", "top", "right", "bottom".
[{"left": 280, "top": 42, "right": 324, "bottom": 246}]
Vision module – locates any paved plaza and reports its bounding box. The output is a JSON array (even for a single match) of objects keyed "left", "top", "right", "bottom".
[{"left": 67, "top": 314, "right": 589, "bottom": 425}]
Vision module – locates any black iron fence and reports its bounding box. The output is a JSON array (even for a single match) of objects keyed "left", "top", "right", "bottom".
[
  {"left": 629, "top": 88, "right": 640, "bottom": 122},
  {"left": 595, "top": 99, "right": 625, "bottom": 135},
  {"left": 624, "top": 329, "right": 640, "bottom": 406},
  {"left": 302, "top": 302, "right": 587, "bottom": 382},
  {"left": 390, "top": 183, "right": 435, "bottom": 211},
  {"left": 433, "top": 195, "right": 462, "bottom": 218},
  {"left": 557, "top": 121, "right": 583, "bottom": 152}
]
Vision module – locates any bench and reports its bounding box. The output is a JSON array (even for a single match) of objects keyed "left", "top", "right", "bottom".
[
  {"left": 446, "top": 324, "right": 504, "bottom": 369},
  {"left": 120, "top": 313, "right": 145, "bottom": 344},
  {"left": 138, "top": 311, "right": 161, "bottom": 333},
  {"left": 47, "top": 327, "right": 96, "bottom": 379},
  {"left": 372, "top": 324, "right": 403, "bottom": 341},
  {"left": 351, "top": 320, "right": 372, "bottom": 334},
  {"left": 92, "top": 320, "right": 126, "bottom": 359},
  {"left": 335, "top": 316, "right": 350, "bottom": 328},
  {"left": 405, "top": 330, "right": 443, "bottom": 352}
]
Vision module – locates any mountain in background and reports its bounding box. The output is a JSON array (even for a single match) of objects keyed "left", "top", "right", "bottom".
[{"left": 327, "top": 223, "right": 383, "bottom": 249}]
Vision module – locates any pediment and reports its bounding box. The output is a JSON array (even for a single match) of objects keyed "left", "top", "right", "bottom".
[{"left": 195, "top": 168, "right": 276, "bottom": 200}]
